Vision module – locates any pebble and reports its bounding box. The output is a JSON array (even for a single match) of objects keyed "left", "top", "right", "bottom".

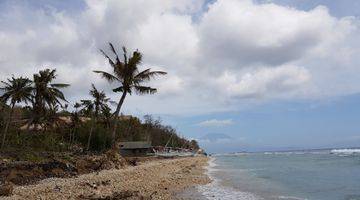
[{"left": 2, "top": 157, "right": 210, "bottom": 200}]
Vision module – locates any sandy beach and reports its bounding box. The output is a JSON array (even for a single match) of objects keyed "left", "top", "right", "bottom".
[{"left": 2, "top": 156, "right": 210, "bottom": 200}]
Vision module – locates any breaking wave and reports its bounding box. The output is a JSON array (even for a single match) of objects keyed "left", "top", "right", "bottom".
[{"left": 330, "top": 148, "right": 360, "bottom": 155}]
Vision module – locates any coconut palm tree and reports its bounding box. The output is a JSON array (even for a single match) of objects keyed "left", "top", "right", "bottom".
[
  {"left": 101, "top": 105, "right": 112, "bottom": 130},
  {"left": 94, "top": 43, "right": 167, "bottom": 147},
  {"left": 80, "top": 84, "right": 109, "bottom": 150},
  {"left": 30, "top": 69, "right": 69, "bottom": 127},
  {"left": 0, "top": 76, "right": 33, "bottom": 148},
  {"left": 69, "top": 102, "right": 82, "bottom": 144}
]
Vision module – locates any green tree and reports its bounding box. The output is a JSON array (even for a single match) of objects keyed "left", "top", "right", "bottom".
[
  {"left": 0, "top": 76, "right": 33, "bottom": 148},
  {"left": 30, "top": 69, "right": 69, "bottom": 126},
  {"left": 80, "top": 84, "right": 109, "bottom": 150},
  {"left": 94, "top": 43, "right": 166, "bottom": 147}
]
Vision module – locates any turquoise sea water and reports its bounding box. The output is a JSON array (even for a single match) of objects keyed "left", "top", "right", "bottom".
[{"left": 198, "top": 149, "right": 360, "bottom": 200}]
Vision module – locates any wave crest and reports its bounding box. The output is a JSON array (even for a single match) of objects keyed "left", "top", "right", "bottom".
[{"left": 330, "top": 149, "right": 360, "bottom": 154}]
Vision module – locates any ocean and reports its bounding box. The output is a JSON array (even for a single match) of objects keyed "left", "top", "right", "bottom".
[{"left": 197, "top": 149, "right": 360, "bottom": 200}]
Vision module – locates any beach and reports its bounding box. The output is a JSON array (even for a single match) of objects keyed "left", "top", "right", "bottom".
[{"left": 2, "top": 156, "right": 210, "bottom": 200}]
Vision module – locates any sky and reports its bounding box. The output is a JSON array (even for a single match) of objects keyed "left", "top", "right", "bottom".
[{"left": 1, "top": 0, "right": 360, "bottom": 153}]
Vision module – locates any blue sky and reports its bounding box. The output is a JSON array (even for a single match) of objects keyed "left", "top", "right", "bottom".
[
  {"left": 165, "top": 94, "right": 360, "bottom": 153},
  {"left": 1, "top": 0, "right": 360, "bottom": 153},
  {"left": 258, "top": 0, "right": 360, "bottom": 17}
]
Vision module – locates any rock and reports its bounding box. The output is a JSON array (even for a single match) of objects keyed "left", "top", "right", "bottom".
[
  {"left": 53, "top": 185, "right": 61, "bottom": 192},
  {"left": 85, "top": 182, "right": 98, "bottom": 189},
  {"left": 75, "top": 159, "right": 90, "bottom": 174},
  {"left": 100, "top": 180, "right": 111, "bottom": 186},
  {"left": 0, "top": 182, "right": 13, "bottom": 196},
  {"left": 112, "top": 190, "right": 139, "bottom": 199},
  {"left": 78, "top": 190, "right": 140, "bottom": 200},
  {"left": 5, "top": 166, "right": 45, "bottom": 185},
  {"left": 51, "top": 168, "right": 65, "bottom": 176},
  {"left": 127, "top": 158, "right": 138, "bottom": 166}
]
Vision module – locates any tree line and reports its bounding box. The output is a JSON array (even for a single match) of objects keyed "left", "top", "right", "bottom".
[{"left": 0, "top": 43, "right": 199, "bottom": 152}]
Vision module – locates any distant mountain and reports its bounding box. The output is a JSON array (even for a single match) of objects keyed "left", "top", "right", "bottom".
[{"left": 200, "top": 133, "right": 232, "bottom": 142}]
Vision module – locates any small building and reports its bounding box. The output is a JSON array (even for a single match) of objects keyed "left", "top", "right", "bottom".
[{"left": 119, "top": 141, "right": 152, "bottom": 156}]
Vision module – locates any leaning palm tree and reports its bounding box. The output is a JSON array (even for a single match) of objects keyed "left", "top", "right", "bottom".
[
  {"left": 0, "top": 76, "right": 33, "bottom": 148},
  {"left": 80, "top": 84, "right": 109, "bottom": 150},
  {"left": 30, "top": 69, "right": 69, "bottom": 127},
  {"left": 94, "top": 43, "right": 166, "bottom": 147}
]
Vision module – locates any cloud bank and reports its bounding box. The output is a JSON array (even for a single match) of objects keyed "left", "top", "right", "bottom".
[{"left": 1, "top": 0, "right": 360, "bottom": 115}]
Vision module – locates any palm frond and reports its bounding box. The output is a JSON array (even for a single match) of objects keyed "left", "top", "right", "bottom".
[
  {"left": 109, "top": 100, "right": 118, "bottom": 107},
  {"left": 100, "top": 49, "right": 116, "bottom": 68},
  {"left": 122, "top": 46, "right": 128, "bottom": 65},
  {"left": 134, "top": 86, "right": 157, "bottom": 95},
  {"left": 109, "top": 43, "right": 122, "bottom": 64},
  {"left": 127, "top": 51, "right": 142, "bottom": 77},
  {"left": 51, "top": 88, "right": 68, "bottom": 102},
  {"left": 51, "top": 83, "right": 70, "bottom": 88},
  {"left": 128, "top": 51, "right": 142, "bottom": 67},
  {"left": 134, "top": 69, "right": 167, "bottom": 83},
  {"left": 0, "top": 76, "right": 33, "bottom": 105},
  {"left": 112, "top": 86, "right": 124, "bottom": 93},
  {"left": 113, "top": 63, "right": 125, "bottom": 80},
  {"left": 93, "top": 70, "right": 119, "bottom": 83}
]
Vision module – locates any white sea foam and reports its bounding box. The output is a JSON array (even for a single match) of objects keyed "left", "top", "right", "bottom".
[
  {"left": 278, "top": 195, "right": 308, "bottom": 200},
  {"left": 206, "top": 157, "right": 219, "bottom": 173},
  {"left": 198, "top": 182, "right": 261, "bottom": 200},
  {"left": 198, "top": 157, "right": 262, "bottom": 200},
  {"left": 263, "top": 151, "right": 328, "bottom": 155},
  {"left": 330, "top": 149, "right": 360, "bottom": 154}
]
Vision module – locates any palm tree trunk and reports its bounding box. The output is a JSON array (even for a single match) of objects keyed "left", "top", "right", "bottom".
[
  {"left": 1, "top": 103, "right": 15, "bottom": 149},
  {"left": 69, "top": 129, "right": 73, "bottom": 144},
  {"left": 87, "top": 117, "right": 96, "bottom": 151},
  {"left": 72, "top": 125, "right": 77, "bottom": 144},
  {"left": 111, "top": 91, "right": 127, "bottom": 148}
]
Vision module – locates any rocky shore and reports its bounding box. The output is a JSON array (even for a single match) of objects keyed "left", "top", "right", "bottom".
[{"left": 1, "top": 156, "right": 210, "bottom": 199}]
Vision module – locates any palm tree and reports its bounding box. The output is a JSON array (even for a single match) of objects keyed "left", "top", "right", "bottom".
[
  {"left": 0, "top": 76, "right": 33, "bottom": 148},
  {"left": 30, "top": 69, "right": 69, "bottom": 127},
  {"left": 69, "top": 102, "right": 82, "bottom": 144},
  {"left": 94, "top": 43, "right": 167, "bottom": 147},
  {"left": 80, "top": 84, "right": 109, "bottom": 150},
  {"left": 101, "top": 105, "right": 112, "bottom": 130}
]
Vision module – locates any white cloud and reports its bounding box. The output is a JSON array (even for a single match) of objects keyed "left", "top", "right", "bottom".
[
  {"left": 198, "top": 0, "right": 351, "bottom": 67},
  {"left": 216, "top": 65, "right": 312, "bottom": 99},
  {"left": 197, "top": 119, "right": 234, "bottom": 127},
  {"left": 0, "top": 0, "right": 360, "bottom": 115}
]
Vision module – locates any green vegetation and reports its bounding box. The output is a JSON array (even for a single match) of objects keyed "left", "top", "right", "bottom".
[
  {"left": 0, "top": 76, "right": 32, "bottom": 149},
  {"left": 0, "top": 44, "right": 199, "bottom": 155},
  {"left": 30, "top": 69, "right": 70, "bottom": 126},
  {"left": 79, "top": 84, "right": 110, "bottom": 150}
]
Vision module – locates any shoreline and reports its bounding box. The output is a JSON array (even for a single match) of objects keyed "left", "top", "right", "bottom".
[
  {"left": 2, "top": 156, "right": 210, "bottom": 199},
  {"left": 176, "top": 157, "right": 215, "bottom": 200}
]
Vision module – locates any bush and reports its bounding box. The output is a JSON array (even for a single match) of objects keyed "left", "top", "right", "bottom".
[
  {"left": 76, "top": 122, "right": 112, "bottom": 151},
  {"left": 1, "top": 114, "right": 199, "bottom": 154}
]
